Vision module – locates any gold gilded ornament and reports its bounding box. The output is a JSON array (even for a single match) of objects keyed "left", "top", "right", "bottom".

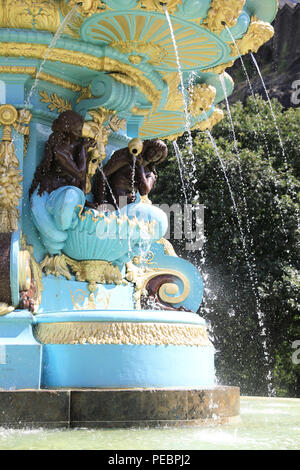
[
  {"left": 34, "top": 321, "right": 212, "bottom": 347},
  {"left": 0, "top": 44, "right": 162, "bottom": 111},
  {"left": 41, "top": 254, "right": 122, "bottom": 309},
  {"left": 162, "top": 72, "right": 184, "bottom": 112},
  {"left": 67, "top": 0, "right": 107, "bottom": 16},
  {"left": 0, "top": 105, "right": 32, "bottom": 233},
  {"left": 21, "top": 235, "right": 43, "bottom": 310},
  {"left": 191, "top": 107, "right": 224, "bottom": 131},
  {"left": 188, "top": 84, "right": 216, "bottom": 118},
  {"left": 0, "top": 0, "right": 61, "bottom": 33},
  {"left": 126, "top": 260, "right": 190, "bottom": 309},
  {"left": 83, "top": 107, "right": 126, "bottom": 192},
  {"left": 40, "top": 253, "right": 122, "bottom": 293},
  {"left": 39, "top": 91, "right": 73, "bottom": 113},
  {"left": 138, "top": 0, "right": 183, "bottom": 15},
  {"left": 232, "top": 16, "right": 275, "bottom": 55},
  {"left": 111, "top": 41, "right": 167, "bottom": 67},
  {"left": 202, "top": 0, "right": 245, "bottom": 34},
  {"left": 202, "top": 61, "right": 235, "bottom": 75}
]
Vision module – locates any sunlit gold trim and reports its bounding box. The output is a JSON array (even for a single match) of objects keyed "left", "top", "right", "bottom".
[
  {"left": 34, "top": 321, "right": 212, "bottom": 346},
  {"left": 0, "top": 43, "right": 161, "bottom": 109},
  {"left": 232, "top": 16, "right": 275, "bottom": 55},
  {"left": 39, "top": 91, "right": 73, "bottom": 113}
]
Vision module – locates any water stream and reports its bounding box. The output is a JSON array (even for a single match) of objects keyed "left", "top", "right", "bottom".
[
  {"left": 163, "top": 6, "right": 199, "bottom": 204},
  {"left": 225, "top": 25, "right": 289, "bottom": 239},
  {"left": 24, "top": 6, "right": 79, "bottom": 111},
  {"left": 172, "top": 140, "right": 188, "bottom": 206},
  {"left": 206, "top": 129, "right": 274, "bottom": 395},
  {"left": 219, "top": 74, "right": 259, "bottom": 297},
  {"left": 251, "top": 52, "right": 299, "bottom": 223}
]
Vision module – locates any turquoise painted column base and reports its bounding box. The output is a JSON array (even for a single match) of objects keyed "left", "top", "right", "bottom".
[
  {"left": 40, "top": 343, "right": 215, "bottom": 389},
  {"left": 0, "top": 312, "right": 42, "bottom": 390},
  {"left": 34, "top": 311, "right": 215, "bottom": 389}
]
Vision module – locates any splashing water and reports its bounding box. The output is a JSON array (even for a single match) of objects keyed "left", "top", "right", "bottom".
[
  {"left": 172, "top": 140, "right": 188, "bottom": 206},
  {"left": 25, "top": 6, "right": 79, "bottom": 110},
  {"left": 251, "top": 52, "right": 299, "bottom": 222},
  {"left": 206, "top": 129, "right": 274, "bottom": 396},
  {"left": 97, "top": 165, "right": 120, "bottom": 212},
  {"left": 225, "top": 25, "right": 290, "bottom": 239},
  {"left": 131, "top": 155, "right": 137, "bottom": 199},
  {"left": 163, "top": 5, "right": 199, "bottom": 203},
  {"left": 219, "top": 74, "right": 258, "bottom": 271}
]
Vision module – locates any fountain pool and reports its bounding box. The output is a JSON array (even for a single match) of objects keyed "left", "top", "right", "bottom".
[{"left": 0, "top": 397, "right": 299, "bottom": 450}]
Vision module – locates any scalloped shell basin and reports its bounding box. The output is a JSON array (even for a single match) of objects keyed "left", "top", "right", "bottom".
[
  {"left": 34, "top": 310, "right": 215, "bottom": 389},
  {"left": 62, "top": 202, "right": 168, "bottom": 263}
]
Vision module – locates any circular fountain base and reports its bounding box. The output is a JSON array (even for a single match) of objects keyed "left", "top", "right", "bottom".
[
  {"left": 33, "top": 311, "right": 215, "bottom": 389},
  {"left": 0, "top": 387, "right": 240, "bottom": 428}
]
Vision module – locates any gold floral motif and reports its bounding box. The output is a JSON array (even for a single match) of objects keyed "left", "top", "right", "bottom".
[
  {"left": 0, "top": 0, "right": 61, "bottom": 33},
  {"left": 0, "top": 106, "right": 32, "bottom": 233},
  {"left": 138, "top": 0, "right": 183, "bottom": 15},
  {"left": 128, "top": 55, "right": 143, "bottom": 65},
  {"left": 232, "top": 16, "right": 275, "bottom": 56},
  {"left": 68, "top": 286, "right": 111, "bottom": 310},
  {"left": 67, "top": 0, "right": 107, "bottom": 16},
  {"left": 162, "top": 72, "right": 184, "bottom": 112},
  {"left": 41, "top": 253, "right": 122, "bottom": 294},
  {"left": 76, "top": 84, "right": 93, "bottom": 104},
  {"left": 111, "top": 41, "right": 167, "bottom": 67},
  {"left": 202, "top": 0, "right": 245, "bottom": 35},
  {"left": 39, "top": 90, "right": 73, "bottom": 113},
  {"left": 188, "top": 83, "right": 216, "bottom": 118},
  {"left": 33, "top": 321, "right": 212, "bottom": 347}
]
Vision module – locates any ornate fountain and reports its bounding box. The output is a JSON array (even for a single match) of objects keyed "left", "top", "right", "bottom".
[{"left": 0, "top": 0, "right": 277, "bottom": 427}]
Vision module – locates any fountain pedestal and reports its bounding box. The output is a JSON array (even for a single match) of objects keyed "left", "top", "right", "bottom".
[
  {"left": 0, "top": 387, "right": 240, "bottom": 428},
  {"left": 0, "top": 0, "right": 278, "bottom": 426}
]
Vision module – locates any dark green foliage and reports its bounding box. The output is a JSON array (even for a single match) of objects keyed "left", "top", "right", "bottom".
[{"left": 152, "top": 96, "right": 300, "bottom": 397}]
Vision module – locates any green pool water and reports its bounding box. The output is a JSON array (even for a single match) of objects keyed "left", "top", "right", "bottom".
[{"left": 0, "top": 397, "right": 299, "bottom": 450}]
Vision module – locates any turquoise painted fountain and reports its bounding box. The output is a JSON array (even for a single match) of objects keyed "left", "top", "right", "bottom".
[{"left": 0, "top": 0, "right": 277, "bottom": 425}]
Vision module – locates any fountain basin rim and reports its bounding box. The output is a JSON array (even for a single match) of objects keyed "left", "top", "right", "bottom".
[{"left": 34, "top": 310, "right": 206, "bottom": 326}]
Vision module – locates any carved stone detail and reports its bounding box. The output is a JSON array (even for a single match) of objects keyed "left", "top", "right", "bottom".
[
  {"left": 232, "top": 16, "right": 275, "bottom": 55},
  {"left": 188, "top": 84, "right": 216, "bottom": 117},
  {"left": 202, "top": 0, "right": 245, "bottom": 34},
  {"left": 39, "top": 91, "right": 73, "bottom": 113},
  {"left": 0, "top": 105, "right": 32, "bottom": 233}
]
